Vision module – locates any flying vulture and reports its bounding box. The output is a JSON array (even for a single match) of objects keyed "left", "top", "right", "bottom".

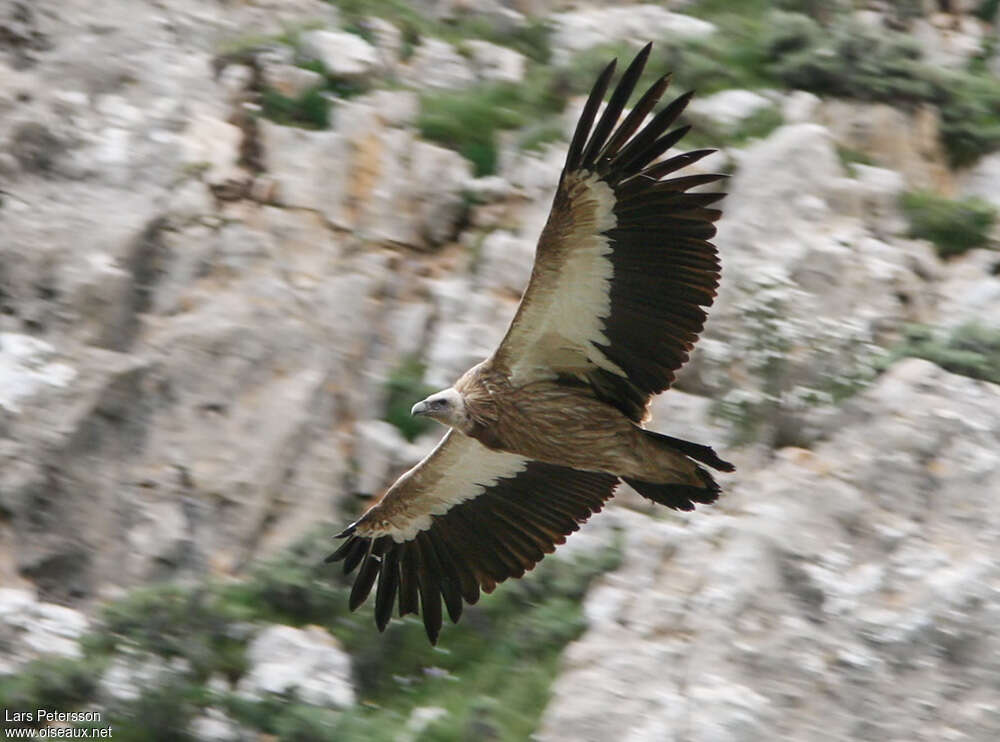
[{"left": 327, "top": 43, "right": 733, "bottom": 643}]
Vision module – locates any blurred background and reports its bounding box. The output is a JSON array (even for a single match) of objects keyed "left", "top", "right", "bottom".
[{"left": 2, "top": 0, "right": 1000, "bottom": 739}]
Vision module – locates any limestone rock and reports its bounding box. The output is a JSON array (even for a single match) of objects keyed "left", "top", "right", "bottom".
[
  {"left": 0, "top": 334, "right": 76, "bottom": 414},
  {"left": 423, "top": 276, "right": 511, "bottom": 388},
  {"left": 356, "top": 89, "right": 419, "bottom": 128},
  {"left": 958, "top": 151, "right": 1000, "bottom": 211},
  {"left": 540, "top": 360, "right": 1000, "bottom": 742},
  {"left": 399, "top": 706, "right": 449, "bottom": 742},
  {"left": 685, "top": 124, "right": 932, "bottom": 447},
  {"left": 353, "top": 419, "right": 435, "bottom": 497},
  {"left": 99, "top": 650, "right": 192, "bottom": 703},
  {"left": 464, "top": 175, "right": 514, "bottom": 204},
  {"left": 262, "top": 63, "right": 324, "bottom": 99},
  {"left": 180, "top": 113, "right": 243, "bottom": 188},
  {"left": 685, "top": 89, "right": 774, "bottom": 135},
  {"left": 237, "top": 624, "right": 355, "bottom": 709},
  {"left": 257, "top": 121, "right": 349, "bottom": 224},
  {"left": 462, "top": 39, "right": 527, "bottom": 84},
  {"left": 299, "top": 29, "right": 379, "bottom": 79},
  {"left": 399, "top": 38, "right": 476, "bottom": 90},
  {"left": 364, "top": 16, "right": 403, "bottom": 72},
  {"left": 260, "top": 103, "right": 472, "bottom": 248},
  {"left": 932, "top": 249, "right": 1000, "bottom": 331},
  {"left": 550, "top": 6, "right": 715, "bottom": 64},
  {"left": 189, "top": 709, "right": 245, "bottom": 742},
  {"left": 848, "top": 164, "right": 908, "bottom": 236},
  {"left": 0, "top": 589, "right": 89, "bottom": 675},
  {"left": 3, "top": 5, "right": 999, "bottom": 740},
  {"left": 126, "top": 500, "right": 191, "bottom": 578},
  {"left": 476, "top": 230, "right": 535, "bottom": 295},
  {"left": 815, "top": 100, "right": 953, "bottom": 193},
  {"left": 911, "top": 14, "right": 986, "bottom": 69},
  {"left": 781, "top": 90, "right": 821, "bottom": 124}
]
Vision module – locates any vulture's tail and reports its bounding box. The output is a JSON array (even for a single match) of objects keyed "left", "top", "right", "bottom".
[
  {"left": 622, "top": 429, "right": 733, "bottom": 511},
  {"left": 644, "top": 429, "right": 735, "bottom": 472},
  {"left": 623, "top": 469, "right": 720, "bottom": 511}
]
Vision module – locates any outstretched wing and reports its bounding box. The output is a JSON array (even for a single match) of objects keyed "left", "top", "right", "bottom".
[
  {"left": 326, "top": 431, "right": 618, "bottom": 643},
  {"left": 491, "top": 43, "right": 725, "bottom": 421}
]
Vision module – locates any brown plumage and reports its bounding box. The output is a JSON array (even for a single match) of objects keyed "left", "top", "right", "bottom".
[{"left": 327, "top": 43, "right": 733, "bottom": 644}]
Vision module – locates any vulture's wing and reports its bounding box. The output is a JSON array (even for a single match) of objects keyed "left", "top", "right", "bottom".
[
  {"left": 492, "top": 43, "right": 725, "bottom": 421},
  {"left": 327, "top": 430, "right": 617, "bottom": 643}
]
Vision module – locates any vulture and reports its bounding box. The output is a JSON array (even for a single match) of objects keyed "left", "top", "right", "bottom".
[{"left": 327, "top": 43, "right": 733, "bottom": 643}]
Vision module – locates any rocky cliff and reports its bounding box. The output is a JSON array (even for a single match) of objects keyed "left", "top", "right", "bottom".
[{"left": 2, "top": 1, "right": 1000, "bottom": 740}]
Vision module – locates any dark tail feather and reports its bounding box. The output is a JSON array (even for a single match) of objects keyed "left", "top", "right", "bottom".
[
  {"left": 623, "top": 466, "right": 721, "bottom": 512},
  {"left": 644, "top": 429, "right": 735, "bottom": 472}
]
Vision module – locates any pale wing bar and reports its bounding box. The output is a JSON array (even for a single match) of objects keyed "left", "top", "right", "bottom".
[
  {"left": 567, "top": 43, "right": 726, "bottom": 413},
  {"left": 494, "top": 44, "right": 726, "bottom": 421}
]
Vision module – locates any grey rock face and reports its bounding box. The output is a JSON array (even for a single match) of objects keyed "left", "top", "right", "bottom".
[
  {"left": 237, "top": 624, "right": 355, "bottom": 708},
  {"left": 189, "top": 709, "right": 246, "bottom": 742},
  {"left": 959, "top": 151, "right": 1000, "bottom": 211},
  {"left": 0, "top": 0, "right": 472, "bottom": 598},
  {"left": 399, "top": 38, "right": 476, "bottom": 90},
  {"left": 2, "top": 4, "right": 1000, "bottom": 741},
  {"left": 261, "top": 63, "right": 325, "bottom": 99},
  {"left": 815, "top": 100, "right": 953, "bottom": 192},
  {"left": 299, "top": 29, "right": 379, "bottom": 79},
  {"left": 539, "top": 360, "right": 1000, "bottom": 742},
  {"left": 0, "top": 589, "right": 90, "bottom": 675},
  {"left": 932, "top": 249, "right": 1000, "bottom": 331},
  {"left": 259, "top": 100, "right": 472, "bottom": 248},
  {"left": 99, "top": 650, "right": 192, "bottom": 703},
  {"left": 684, "top": 89, "right": 774, "bottom": 135},
  {"left": 550, "top": 5, "right": 715, "bottom": 64},
  {"left": 462, "top": 39, "right": 527, "bottom": 84},
  {"left": 687, "top": 124, "right": 933, "bottom": 448}
]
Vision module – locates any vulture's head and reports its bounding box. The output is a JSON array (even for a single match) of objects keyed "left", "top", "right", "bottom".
[{"left": 411, "top": 388, "right": 469, "bottom": 430}]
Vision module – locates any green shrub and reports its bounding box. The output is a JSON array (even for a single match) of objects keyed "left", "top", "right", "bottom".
[
  {"left": 0, "top": 656, "right": 102, "bottom": 721},
  {"left": 762, "top": 10, "right": 823, "bottom": 60},
  {"left": 491, "top": 18, "right": 553, "bottom": 65},
  {"left": 687, "top": 0, "right": 775, "bottom": 21},
  {"left": 273, "top": 704, "right": 344, "bottom": 742},
  {"left": 260, "top": 86, "right": 331, "bottom": 129},
  {"left": 418, "top": 66, "right": 569, "bottom": 175},
  {"left": 936, "top": 71, "right": 1000, "bottom": 169},
  {"left": 760, "top": 11, "right": 1000, "bottom": 166},
  {"left": 457, "top": 17, "right": 553, "bottom": 64},
  {"left": 330, "top": 0, "right": 551, "bottom": 63},
  {"left": 216, "top": 526, "right": 622, "bottom": 741},
  {"left": 721, "top": 105, "right": 784, "bottom": 146},
  {"left": 900, "top": 190, "right": 996, "bottom": 259},
  {"left": 879, "top": 323, "right": 1000, "bottom": 384},
  {"left": 517, "top": 120, "right": 565, "bottom": 153},
  {"left": 99, "top": 681, "right": 205, "bottom": 742},
  {"left": 885, "top": 0, "right": 927, "bottom": 23},
  {"left": 975, "top": 0, "right": 1000, "bottom": 22},
  {"left": 221, "top": 532, "right": 349, "bottom": 625},
  {"left": 836, "top": 145, "right": 876, "bottom": 173},
  {"left": 419, "top": 85, "right": 520, "bottom": 175},
  {"left": 382, "top": 354, "right": 438, "bottom": 441},
  {"left": 101, "top": 584, "right": 251, "bottom": 682},
  {"left": 322, "top": 529, "right": 624, "bottom": 741},
  {"left": 769, "top": 16, "right": 936, "bottom": 102},
  {"left": 4, "top": 523, "right": 623, "bottom": 742}
]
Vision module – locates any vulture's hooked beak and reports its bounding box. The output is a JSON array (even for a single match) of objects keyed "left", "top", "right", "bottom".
[{"left": 411, "top": 400, "right": 429, "bottom": 417}]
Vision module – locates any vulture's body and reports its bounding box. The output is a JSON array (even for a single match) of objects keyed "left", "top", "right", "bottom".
[{"left": 328, "top": 44, "right": 734, "bottom": 643}]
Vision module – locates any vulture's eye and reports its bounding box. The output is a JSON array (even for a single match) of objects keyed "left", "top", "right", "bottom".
[{"left": 431, "top": 399, "right": 447, "bottom": 409}]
